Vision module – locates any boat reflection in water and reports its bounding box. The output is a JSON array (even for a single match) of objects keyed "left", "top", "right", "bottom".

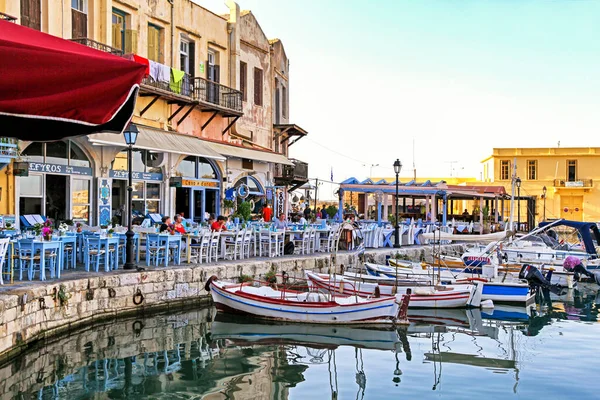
[{"left": 1, "top": 289, "right": 598, "bottom": 399}]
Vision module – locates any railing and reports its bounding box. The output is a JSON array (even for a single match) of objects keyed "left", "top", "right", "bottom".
[
  {"left": 275, "top": 159, "right": 308, "bottom": 182},
  {"left": 70, "top": 38, "right": 124, "bottom": 56},
  {"left": 142, "top": 73, "right": 193, "bottom": 97},
  {"left": 0, "top": 138, "right": 18, "bottom": 158},
  {"left": 193, "top": 77, "right": 243, "bottom": 113},
  {"left": 0, "top": 12, "right": 17, "bottom": 22},
  {"left": 553, "top": 178, "right": 593, "bottom": 188}
]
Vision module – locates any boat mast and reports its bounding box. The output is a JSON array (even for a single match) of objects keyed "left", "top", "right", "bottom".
[{"left": 508, "top": 157, "right": 517, "bottom": 239}]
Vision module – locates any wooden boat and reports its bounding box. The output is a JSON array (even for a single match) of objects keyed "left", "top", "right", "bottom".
[
  {"left": 305, "top": 271, "right": 479, "bottom": 309},
  {"left": 210, "top": 317, "right": 403, "bottom": 351},
  {"left": 205, "top": 276, "right": 409, "bottom": 325}
]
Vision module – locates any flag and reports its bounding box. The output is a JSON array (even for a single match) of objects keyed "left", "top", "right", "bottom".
[{"left": 331, "top": 167, "right": 333, "bottom": 181}]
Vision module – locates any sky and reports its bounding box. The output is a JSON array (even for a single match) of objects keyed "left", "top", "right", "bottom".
[{"left": 199, "top": 0, "right": 600, "bottom": 198}]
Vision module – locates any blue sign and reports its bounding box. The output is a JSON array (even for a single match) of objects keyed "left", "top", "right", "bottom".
[
  {"left": 28, "top": 162, "right": 92, "bottom": 176},
  {"left": 225, "top": 188, "right": 235, "bottom": 201},
  {"left": 110, "top": 170, "right": 163, "bottom": 181}
]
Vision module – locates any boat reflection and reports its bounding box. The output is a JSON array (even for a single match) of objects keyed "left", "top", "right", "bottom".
[{"left": 0, "top": 288, "right": 596, "bottom": 399}]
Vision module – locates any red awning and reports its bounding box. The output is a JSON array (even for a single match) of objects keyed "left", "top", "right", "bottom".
[{"left": 0, "top": 20, "right": 146, "bottom": 141}]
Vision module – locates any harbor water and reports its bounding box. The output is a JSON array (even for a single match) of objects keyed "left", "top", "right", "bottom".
[{"left": 2, "top": 289, "right": 599, "bottom": 399}]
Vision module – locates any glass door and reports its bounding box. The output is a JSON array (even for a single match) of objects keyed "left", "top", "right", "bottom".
[{"left": 192, "top": 189, "right": 204, "bottom": 224}]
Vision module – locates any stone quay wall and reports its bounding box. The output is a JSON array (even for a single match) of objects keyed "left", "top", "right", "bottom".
[{"left": 0, "top": 245, "right": 465, "bottom": 362}]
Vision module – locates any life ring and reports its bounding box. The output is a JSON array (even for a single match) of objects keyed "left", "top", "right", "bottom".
[
  {"left": 204, "top": 275, "right": 218, "bottom": 292},
  {"left": 237, "top": 184, "right": 250, "bottom": 199}
]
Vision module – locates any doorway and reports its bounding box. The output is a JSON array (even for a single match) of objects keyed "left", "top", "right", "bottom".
[
  {"left": 192, "top": 190, "right": 204, "bottom": 223},
  {"left": 560, "top": 195, "right": 583, "bottom": 221},
  {"left": 175, "top": 187, "right": 190, "bottom": 218},
  {"left": 45, "top": 175, "right": 67, "bottom": 224},
  {"left": 205, "top": 190, "right": 217, "bottom": 218}
]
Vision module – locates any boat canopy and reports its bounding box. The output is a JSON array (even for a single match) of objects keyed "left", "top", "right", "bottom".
[{"left": 539, "top": 220, "right": 600, "bottom": 257}]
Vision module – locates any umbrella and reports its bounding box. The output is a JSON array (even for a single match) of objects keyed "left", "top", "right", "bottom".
[{"left": 0, "top": 19, "right": 146, "bottom": 141}]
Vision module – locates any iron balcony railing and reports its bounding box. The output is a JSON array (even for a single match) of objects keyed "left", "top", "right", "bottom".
[
  {"left": 0, "top": 12, "right": 17, "bottom": 22},
  {"left": 193, "top": 77, "right": 242, "bottom": 113},
  {"left": 142, "top": 73, "right": 194, "bottom": 98},
  {"left": 0, "top": 137, "right": 18, "bottom": 158},
  {"left": 275, "top": 159, "right": 308, "bottom": 182},
  {"left": 70, "top": 38, "right": 124, "bottom": 56},
  {"left": 553, "top": 178, "right": 593, "bottom": 188}
]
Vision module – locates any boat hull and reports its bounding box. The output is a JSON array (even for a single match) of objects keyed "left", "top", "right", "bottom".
[{"left": 209, "top": 280, "right": 401, "bottom": 325}]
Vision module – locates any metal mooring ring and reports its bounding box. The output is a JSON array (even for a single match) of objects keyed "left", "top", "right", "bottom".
[{"left": 133, "top": 289, "right": 144, "bottom": 305}]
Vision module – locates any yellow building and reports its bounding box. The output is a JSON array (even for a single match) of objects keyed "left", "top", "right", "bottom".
[{"left": 481, "top": 147, "right": 600, "bottom": 224}]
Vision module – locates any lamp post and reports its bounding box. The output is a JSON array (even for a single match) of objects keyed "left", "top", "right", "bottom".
[
  {"left": 542, "top": 186, "right": 547, "bottom": 222},
  {"left": 123, "top": 123, "right": 139, "bottom": 270},
  {"left": 515, "top": 177, "right": 521, "bottom": 232},
  {"left": 393, "top": 159, "right": 402, "bottom": 248}
]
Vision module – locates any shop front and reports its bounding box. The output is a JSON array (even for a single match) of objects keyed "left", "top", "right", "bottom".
[
  {"left": 17, "top": 140, "right": 93, "bottom": 226},
  {"left": 172, "top": 156, "right": 222, "bottom": 223}
]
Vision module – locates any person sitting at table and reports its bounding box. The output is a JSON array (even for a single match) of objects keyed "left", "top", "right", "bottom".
[
  {"left": 211, "top": 216, "right": 228, "bottom": 232},
  {"left": 298, "top": 214, "right": 308, "bottom": 226},
  {"left": 462, "top": 209, "right": 470, "bottom": 220},
  {"left": 274, "top": 213, "right": 288, "bottom": 229},
  {"left": 160, "top": 216, "right": 172, "bottom": 233},
  {"left": 173, "top": 215, "right": 187, "bottom": 234},
  {"left": 207, "top": 214, "right": 215, "bottom": 227}
]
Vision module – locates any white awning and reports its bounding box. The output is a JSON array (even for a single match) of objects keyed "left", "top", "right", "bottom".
[
  {"left": 205, "top": 141, "right": 293, "bottom": 165},
  {"left": 87, "top": 126, "right": 225, "bottom": 161}
]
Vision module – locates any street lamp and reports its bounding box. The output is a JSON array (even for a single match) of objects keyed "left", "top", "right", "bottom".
[
  {"left": 542, "top": 186, "right": 547, "bottom": 221},
  {"left": 123, "top": 123, "right": 139, "bottom": 270},
  {"left": 393, "top": 159, "right": 402, "bottom": 248},
  {"left": 515, "top": 177, "right": 521, "bottom": 232}
]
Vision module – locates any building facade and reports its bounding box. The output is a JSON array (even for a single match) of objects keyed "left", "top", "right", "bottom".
[
  {"left": 0, "top": 0, "right": 308, "bottom": 228},
  {"left": 481, "top": 147, "right": 600, "bottom": 225}
]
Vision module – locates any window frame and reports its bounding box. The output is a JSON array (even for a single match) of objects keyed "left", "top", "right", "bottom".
[
  {"left": 71, "top": 0, "right": 86, "bottom": 13},
  {"left": 527, "top": 160, "right": 537, "bottom": 180},
  {"left": 282, "top": 85, "right": 287, "bottom": 118},
  {"left": 180, "top": 38, "right": 189, "bottom": 74},
  {"left": 147, "top": 23, "right": 163, "bottom": 63},
  {"left": 240, "top": 61, "right": 247, "bottom": 102},
  {"left": 500, "top": 160, "right": 510, "bottom": 180},
  {"left": 253, "top": 67, "right": 263, "bottom": 106},
  {"left": 567, "top": 160, "right": 577, "bottom": 182}
]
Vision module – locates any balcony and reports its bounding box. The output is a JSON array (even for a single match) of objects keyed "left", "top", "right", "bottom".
[
  {"left": 193, "top": 77, "right": 243, "bottom": 117},
  {"left": 553, "top": 179, "right": 593, "bottom": 188},
  {"left": 70, "top": 38, "right": 123, "bottom": 56},
  {"left": 274, "top": 158, "right": 309, "bottom": 190},
  {"left": 0, "top": 138, "right": 18, "bottom": 171},
  {"left": 0, "top": 12, "right": 17, "bottom": 22}
]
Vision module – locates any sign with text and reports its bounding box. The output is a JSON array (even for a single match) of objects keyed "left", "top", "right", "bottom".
[
  {"left": 171, "top": 176, "right": 220, "bottom": 188},
  {"left": 29, "top": 162, "right": 92, "bottom": 176},
  {"left": 110, "top": 170, "right": 163, "bottom": 181},
  {"left": 565, "top": 181, "right": 584, "bottom": 187}
]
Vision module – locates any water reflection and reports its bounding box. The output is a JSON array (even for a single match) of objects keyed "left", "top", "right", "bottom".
[{"left": 1, "top": 288, "right": 598, "bottom": 400}]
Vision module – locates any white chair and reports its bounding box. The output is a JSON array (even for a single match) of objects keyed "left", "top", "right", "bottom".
[
  {"left": 190, "top": 232, "right": 211, "bottom": 264},
  {"left": 224, "top": 230, "right": 244, "bottom": 260},
  {"left": 308, "top": 229, "right": 317, "bottom": 254},
  {"left": 242, "top": 229, "right": 253, "bottom": 259},
  {"left": 293, "top": 229, "right": 311, "bottom": 255},
  {"left": 0, "top": 238, "right": 10, "bottom": 285},
  {"left": 319, "top": 230, "right": 335, "bottom": 252},
  {"left": 208, "top": 231, "right": 220, "bottom": 262}
]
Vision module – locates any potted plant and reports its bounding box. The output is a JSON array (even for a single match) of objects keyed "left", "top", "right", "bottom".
[
  {"left": 33, "top": 222, "right": 43, "bottom": 237},
  {"left": 326, "top": 205, "right": 338, "bottom": 220},
  {"left": 58, "top": 223, "right": 69, "bottom": 236},
  {"left": 42, "top": 221, "right": 53, "bottom": 241},
  {"left": 76, "top": 222, "right": 82, "bottom": 233},
  {"left": 482, "top": 205, "right": 491, "bottom": 234},
  {"left": 223, "top": 199, "right": 236, "bottom": 215},
  {"left": 234, "top": 201, "right": 253, "bottom": 224},
  {"left": 107, "top": 228, "right": 115, "bottom": 238}
]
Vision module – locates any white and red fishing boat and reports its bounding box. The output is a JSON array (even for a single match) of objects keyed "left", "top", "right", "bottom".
[
  {"left": 205, "top": 275, "right": 410, "bottom": 325},
  {"left": 305, "top": 271, "right": 481, "bottom": 309}
]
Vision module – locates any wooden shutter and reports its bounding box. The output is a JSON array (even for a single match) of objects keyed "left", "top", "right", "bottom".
[
  {"left": 147, "top": 26, "right": 157, "bottom": 62},
  {"left": 125, "top": 29, "right": 138, "bottom": 54},
  {"left": 71, "top": 9, "right": 87, "bottom": 39},
  {"left": 254, "top": 68, "right": 262, "bottom": 106},
  {"left": 282, "top": 86, "right": 287, "bottom": 118},
  {"left": 112, "top": 24, "right": 122, "bottom": 51},
  {"left": 20, "top": 0, "right": 41, "bottom": 31},
  {"left": 214, "top": 64, "right": 220, "bottom": 83},
  {"left": 240, "top": 62, "right": 247, "bottom": 101},
  {"left": 188, "top": 42, "right": 195, "bottom": 77}
]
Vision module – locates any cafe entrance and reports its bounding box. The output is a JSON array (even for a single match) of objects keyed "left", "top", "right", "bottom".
[{"left": 173, "top": 156, "right": 221, "bottom": 223}]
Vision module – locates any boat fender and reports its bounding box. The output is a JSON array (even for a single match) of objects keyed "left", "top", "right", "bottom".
[
  {"left": 373, "top": 286, "right": 381, "bottom": 298},
  {"left": 204, "top": 275, "right": 218, "bottom": 292},
  {"left": 339, "top": 281, "right": 344, "bottom": 294},
  {"left": 480, "top": 299, "right": 494, "bottom": 309}
]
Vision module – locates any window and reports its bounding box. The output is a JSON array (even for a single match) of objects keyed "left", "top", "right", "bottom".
[
  {"left": 111, "top": 149, "right": 162, "bottom": 174},
  {"left": 254, "top": 67, "right": 263, "bottom": 106},
  {"left": 20, "top": 0, "right": 41, "bottom": 31},
  {"left": 527, "top": 160, "right": 537, "bottom": 180},
  {"left": 242, "top": 159, "right": 254, "bottom": 170},
  {"left": 500, "top": 160, "right": 510, "bottom": 180},
  {"left": 71, "top": 178, "right": 90, "bottom": 223},
  {"left": 180, "top": 39, "right": 189, "bottom": 74},
  {"left": 147, "top": 24, "right": 162, "bottom": 63},
  {"left": 567, "top": 160, "right": 577, "bottom": 181},
  {"left": 112, "top": 9, "right": 126, "bottom": 52},
  {"left": 282, "top": 85, "right": 287, "bottom": 118},
  {"left": 176, "top": 156, "right": 218, "bottom": 179},
  {"left": 22, "top": 141, "right": 90, "bottom": 167},
  {"left": 240, "top": 62, "right": 247, "bottom": 101},
  {"left": 71, "top": 0, "right": 87, "bottom": 38},
  {"left": 131, "top": 182, "right": 161, "bottom": 215},
  {"left": 45, "top": 141, "right": 68, "bottom": 165}
]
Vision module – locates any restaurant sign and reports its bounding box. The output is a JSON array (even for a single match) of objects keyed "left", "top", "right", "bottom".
[
  {"left": 29, "top": 162, "right": 92, "bottom": 176},
  {"left": 170, "top": 177, "right": 219, "bottom": 188},
  {"left": 110, "top": 170, "right": 163, "bottom": 181}
]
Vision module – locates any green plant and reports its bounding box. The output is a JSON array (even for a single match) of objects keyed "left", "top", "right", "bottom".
[
  {"left": 110, "top": 216, "right": 120, "bottom": 227},
  {"left": 33, "top": 223, "right": 43, "bottom": 236},
  {"left": 223, "top": 199, "right": 236, "bottom": 210},
  {"left": 63, "top": 219, "right": 73, "bottom": 226},
  {"left": 56, "top": 284, "right": 71, "bottom": 307},
  {"left": 326, "top": 205, "right": 338, "bottom": 219},
  {"left": 108, "top": 228, "right": 115, "bottom": 235},
  {"left": 388, "top": 214, "right": 396, "bottom": 227},
  {"left": 264, "top": 268, "right": 277, "bottom": 284},
  {"left": 234, "top": 201, "right": 253, "bottom": 222},
  {"left": 238, "top": 274, "right": 253, "bottom": 283},
  {"left": 4, "top": 222, "right": 12, "bottom": 229},
  {"left": 482, "top": 205, "right": 490, "bottom": 222}
]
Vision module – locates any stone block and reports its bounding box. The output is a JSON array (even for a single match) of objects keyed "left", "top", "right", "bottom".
[
  {"left": 114, "top": 286, "right": 135, "bottom": 298},
  {"left": 2, "top": 307, "right": 17, "bottom": 324},
  {"left": 1, "top": 294, "right": 19, "bottom": 309},
  {"left": 119, "top": 273, "right": 141, "bottom": 286},
  {"left": 165, "top": 269, "right": 175, "bottom": 281},
  {"left": 87, "top": 277, "right": 100, "bottom": 289},
  {"left": 153, "top": 281, "right": 175, "bottom": 292},
  {"left": 101, "top": 276, "right": 120, "bottom": 288},
  {"left": 174, "top": 268, "right": 193, "bottom": 283}
]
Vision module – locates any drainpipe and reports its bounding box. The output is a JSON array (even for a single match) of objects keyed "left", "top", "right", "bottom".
[{"left": 168, "top": 0, "right": 174, "bottom": 67}]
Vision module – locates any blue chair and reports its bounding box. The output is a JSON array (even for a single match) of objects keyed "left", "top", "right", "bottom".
[
  {"left": 15, "top": 239, "right": 40, "bottom": 280},
  {"left": 146, "top": 234, "right": 168, "bottom": 267},
  {"left": 59, "top": 236, "right": 76, "bottom": 269},
  {"left": 85, "top": 236, "right": 108, "bottom": 272}
]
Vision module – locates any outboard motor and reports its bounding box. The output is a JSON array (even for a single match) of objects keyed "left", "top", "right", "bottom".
[{"left": 519, "top": 264, "right": 560, "bottom": 291}]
